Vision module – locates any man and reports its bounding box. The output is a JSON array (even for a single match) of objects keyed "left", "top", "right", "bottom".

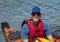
[{"left": 22, "top": 6, "right": 54, "bottom": 42}]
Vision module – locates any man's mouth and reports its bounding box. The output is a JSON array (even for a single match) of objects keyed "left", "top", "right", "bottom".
[{"left": 35, "top": 17, "right": 38, "bottom": 18}]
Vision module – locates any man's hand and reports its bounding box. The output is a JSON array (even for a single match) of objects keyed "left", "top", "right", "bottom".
[
  {"left": 23, "top": 39, "right": 28, "bottom": 42},
  {"left": 47, "top": 35, "right": 54, "bottom": 42}
]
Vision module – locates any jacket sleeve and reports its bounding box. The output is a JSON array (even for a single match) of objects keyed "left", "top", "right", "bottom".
[
  {"left": 22, "top": 24, "right": 29, "bottom": 39},
  {"left": 44, "top": 23, "right": 52, "bottom": 36}
]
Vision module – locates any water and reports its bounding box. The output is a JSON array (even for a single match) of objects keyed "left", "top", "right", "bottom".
[{"left": 0, "top": 0, "right": 60, "bottom": 42}]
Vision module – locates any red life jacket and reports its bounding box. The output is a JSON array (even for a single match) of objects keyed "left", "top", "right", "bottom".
[{"left": 25, "top": 19, "right": 45, "bottom": 42}]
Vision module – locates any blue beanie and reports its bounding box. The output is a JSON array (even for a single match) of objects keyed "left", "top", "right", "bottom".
[{"left": 32, "top": 6, "right": 40, "bottom": 12}]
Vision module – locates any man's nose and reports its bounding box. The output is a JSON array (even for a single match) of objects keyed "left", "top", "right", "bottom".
[{"left": 35, "top": 15, "right": 38, "bottom": 17}]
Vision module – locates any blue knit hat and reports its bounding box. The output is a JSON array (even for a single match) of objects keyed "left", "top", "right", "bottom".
[{"left": 32, "top": 6, "right": 40, "bottom": 12}]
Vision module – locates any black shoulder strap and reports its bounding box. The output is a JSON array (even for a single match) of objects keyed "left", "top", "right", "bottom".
[
  {"left": 21, "top": 19, "right": 32, "bottom": 27},
  {"left": 21, "top": 20, "right": 26, "bottom": 27}
]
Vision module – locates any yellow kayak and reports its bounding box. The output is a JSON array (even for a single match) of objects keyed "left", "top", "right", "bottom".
[{"left": 35, "top": 38, "right": 50, "bottom": 42}]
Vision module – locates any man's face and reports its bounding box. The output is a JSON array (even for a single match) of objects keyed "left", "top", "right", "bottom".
[{"left": 31, "top": 12, "right": 41, "bottom": 22}]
